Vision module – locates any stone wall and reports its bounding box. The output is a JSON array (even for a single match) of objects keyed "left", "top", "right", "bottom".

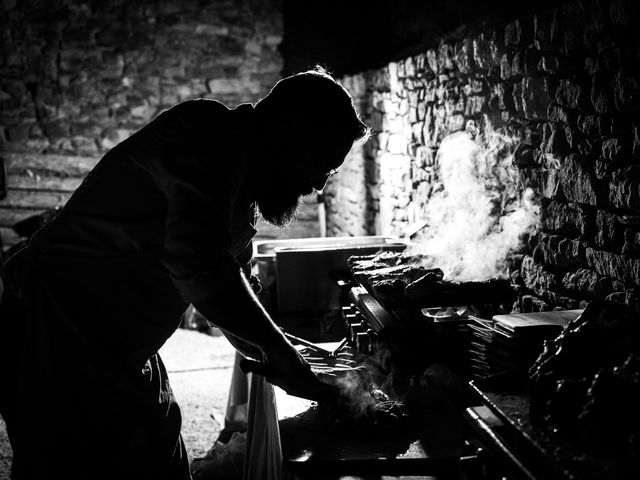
[
  {"left": 325, "top": 0, "right": 640, "bottom": 312},
  {"left": 0, "top": 0, "right": 319, "bottom": 249}
]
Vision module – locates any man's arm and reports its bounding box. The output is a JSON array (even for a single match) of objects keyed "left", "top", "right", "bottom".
[{"left": 193, "top": 267, "right": 321, "bottom": 398}]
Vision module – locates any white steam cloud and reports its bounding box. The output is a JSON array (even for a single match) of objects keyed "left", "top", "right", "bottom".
[{"left": 410, "top": 128, "right": 539, "bottom": 282}]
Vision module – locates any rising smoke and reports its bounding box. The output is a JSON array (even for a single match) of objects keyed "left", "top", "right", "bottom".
[{"left": 410, "top": 126, "right": 539, "bottom": 282}]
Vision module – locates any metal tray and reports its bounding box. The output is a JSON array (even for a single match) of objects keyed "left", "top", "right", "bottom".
[{"left": 469, "top": 371, "right": 633, "bottom": 480}]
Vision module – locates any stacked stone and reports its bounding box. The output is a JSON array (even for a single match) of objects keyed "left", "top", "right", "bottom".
[
  {"left": 0, "top": 0, "right": 283, "bottom": 247},
  {"left": 328, "top": 0, "right": 640, "bottom": 312},
  {"left": 324, "top": 70, "right": 390, "bottom": 237}
]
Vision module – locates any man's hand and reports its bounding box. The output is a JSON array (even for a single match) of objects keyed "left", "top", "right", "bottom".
[
  {"left": 240, "top": 342, "right": 340, "bottom": 403},
  {"left": 194, "top": 269, "right": 339, "bottom": 402},
  {"left": 263, "top": 340, "right": 322, "bottom": 398}
]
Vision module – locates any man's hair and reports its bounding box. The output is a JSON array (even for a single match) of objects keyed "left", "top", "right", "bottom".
[{"left": 256, "top": 66, "right": 370, "bottom": 144}]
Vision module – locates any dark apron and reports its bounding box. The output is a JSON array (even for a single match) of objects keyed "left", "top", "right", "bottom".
[{"left": 0, "top": 247, "right": 191, "bottom": 480}]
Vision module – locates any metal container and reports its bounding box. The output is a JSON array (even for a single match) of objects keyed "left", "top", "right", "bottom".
[{"left": 254, "top": 235, "right": 407, "bottom": 313}]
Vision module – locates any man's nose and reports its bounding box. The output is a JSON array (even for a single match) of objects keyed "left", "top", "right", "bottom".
[{"left": 311, "top": 175, "right": 329, "bottom": 191}]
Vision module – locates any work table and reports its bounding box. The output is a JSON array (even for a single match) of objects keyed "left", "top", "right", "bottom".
[{"left": 276, "top": 383, "right": 470, "bottom": 478}]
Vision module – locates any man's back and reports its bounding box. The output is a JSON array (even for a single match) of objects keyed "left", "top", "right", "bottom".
[
  {"left": 30, "top": 99, "right": 231, "bottom": 259},
  {"left": 10, "top": 99, "right": 256, "bottom": 365}
]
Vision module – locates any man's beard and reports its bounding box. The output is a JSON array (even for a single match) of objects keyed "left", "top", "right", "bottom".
[{"left": 256, "top": 187, "right": 305, "bottom": 228}]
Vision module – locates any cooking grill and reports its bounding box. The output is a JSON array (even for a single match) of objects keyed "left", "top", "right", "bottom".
[
  {"left": 270, "top": 245, "right": 584, "bottom": 479},
  {"left": 348, "top": 250, "right": 516, "bottom": 310},
  {"left": 341, "top": 250, "right": 517, "bottom": 384}
]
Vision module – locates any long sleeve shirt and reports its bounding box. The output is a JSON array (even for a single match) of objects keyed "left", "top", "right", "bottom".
[{"left": 24, "top": 99, "right": 258, "bottom": 363}]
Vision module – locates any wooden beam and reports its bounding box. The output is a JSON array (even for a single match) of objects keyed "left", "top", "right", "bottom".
[
  {"left": 1, "top": 152, "right": 99, "bottom": 177},
  {"left": 7, "top": 173, "right": 82, "bottom": 191},
  {"left": 0, "top": 208, "right": 47, "bottom": 228},
  {"left": 0, "top": 190, "right": 71, "bottom": 209}
]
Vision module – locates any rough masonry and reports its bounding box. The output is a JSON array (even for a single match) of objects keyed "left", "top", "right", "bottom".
[
  {"left": 325, "top": 0, "right": 640, "bottom": 312},
  {"left": 0, "top": 0, "right": 320, "bottom": 249}
]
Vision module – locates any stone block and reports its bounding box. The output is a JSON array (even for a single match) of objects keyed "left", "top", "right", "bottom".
[
  {"left": 505, "top": 18, "right": 532, "bottom": 46},
  {"left": 408, "top": 90, "right": 420, "bottom": 109},
  {"left": 610, "top": 0, "right": 639, "bottom": 29},
  {"left": 437, "top": 42, "right": 454, "bottom": 72},
  {"left": 548, "top": 112, "right": 574, "bottom": 138},
  {"left": 520, "top": 255, "right": 563, "bottom": 297},
  {"left": 622, "top": 229, "right": 640, "bottom": 257},
  {"left": 101, "top": 51, "right": 124, "bottom": 79},
  {"left": 454, "top": 38, "right": 474, "bottom": 75},
  {"left": 488, "top": 82, "right": 513, "bottom": 111},
  {"left": 609, "top": 166, "right": 640, "bottom": 210},
  {"left": 546, "top": 291, "right": 589, "bottom": 310},
  {"left": 472, "top": 33, "right": 494, "bottom": 71},
  {"left": 563, "top": 125, "right": 585, "bottom": 153},
  {"left": 583, "top": 0, "right": 610, "bottom": 49},
  {"left": 206, "top": 78, "right": 251, "bottom": 94},
  {"left": 518, "top": 294, "right": 554, "bottom": 312},
  {"left": 414, "top": 52, "right": 427, "bottom": 75},
  {"left": 586, "top": 247, "right": 640, "bottom": 284},
  {"left": 578, "top": 114, "right": 606, "bottom": 137},
  {"left": 534, "top": 8, "right": 559, "bottom": 51},
  {"left": 534, "top": 232, "right": 588, "bottom": 268},
  {"left": 591, "top": 72, "right": 614, "bottom": 113},
  {"left": 500, "top": 52, "right": 512, "bottom": 80},
  {"left": 560, "top": 153, "right": 603, "bottom": 206},
  {"left": 41, "top": 121, "right": 69, "bottom": 140},
  {"left": 613, "top": 67, "right": 640, "bottom": 113},
  {"left": 541, "top": 199, "right": 594, "bottom": 239},
  {"left": 523, "top": 123, "right": 544, "bottom": 146},
  {"left": 595, "top": 209, "right": 625, "bottom": 252},
  {"left": 561, "top": 268, "right": 614, "bottom": 299},
  {"left": 513, "top": 144, "right": 537, "bottom": 167},
  {"left": 524, "top": 46, "right": 542, "bottom": 76},
  {"left": 404, "top": 57, "right": 416, "bottom": 78},
  {"left": 386, "top": 133, "right": 408, "bottom": 155},
  {"left": 539, "top": 56, "right": 561, "bottom": 75},
  {"left": 556, "top": 1, "right": 592, "bottom": 55},
  {"left": 6, "top": 125, "right": 30, "bottom": 142},
  {"left": 601, "top": 137, "right": 631, "bottom": 165},
  {"left": 426, "top": 49, "right": 438, "bottom": 74},
  {"left": 447, "top": 114, "right": 465, "bottom": 132},
  {"left": 598, "top": 47, "right": 622, "bottom": 74},
  {"left": 100, "top": 127, "right": 129, "bottom": 150},
  {"left": 624, "top": 288, "right": 640, "bottom": 314},
  {"left": 542, "top": 121, "right": 570, "bottom": 159},
  {"left": 576, "top": 137, "right": 599, "bottom": 157},
  {"left": 446, "top": 96, "right": 465, "bottom": 115},
  {"left": 468, "top": 79, "right": 485, "bottom": 95},
  {"left": 71, "top": 136, "right": 99, "bottom": 156},
  {"left": 465, "top": 96, "right": 486, "bottom": 116},
  {"left": 70, "top": 121, "right": 102, "bottom": 138},
  {"left": 519, "top": 167, "right": 562, "bottom": 198},
  {"left": 521, "top": 77, "right": 552, "bottom": 120},
  {"left": 610, "top": 116, "right": 630, "bottom": 137},
  {"left": 555, "top": 77, "right": 591, "bottom": 111},
  {"left": 510, "top": 49, "right": 526, "bottom": 78},
  {"left": 585, "top": 57, "right": 599, "bottom": 75},
  {"left": 594, "top": 159, "right": 613, "bottom": 181}
]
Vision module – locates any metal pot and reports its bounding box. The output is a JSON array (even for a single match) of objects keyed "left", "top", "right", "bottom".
[{"left": 254, "top": 236, "right": 407, "bottom": 313}]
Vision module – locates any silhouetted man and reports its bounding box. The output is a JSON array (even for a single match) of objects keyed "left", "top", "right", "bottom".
[{"left": 0, "top": 67, "right": 369, "bottom": 480}]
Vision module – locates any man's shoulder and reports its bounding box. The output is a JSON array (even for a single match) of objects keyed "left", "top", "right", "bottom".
[{"left": 166, "top": 98, "right": 230, "bottom": 118}]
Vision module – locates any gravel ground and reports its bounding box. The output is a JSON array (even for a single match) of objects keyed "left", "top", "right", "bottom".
[{"left": 0, "top": 328, "right": 236, "bottom": 479}]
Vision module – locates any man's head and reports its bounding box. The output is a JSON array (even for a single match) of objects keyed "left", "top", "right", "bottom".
[{"left": 253, "top": 67, "right": 370, "bottom": 227}]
